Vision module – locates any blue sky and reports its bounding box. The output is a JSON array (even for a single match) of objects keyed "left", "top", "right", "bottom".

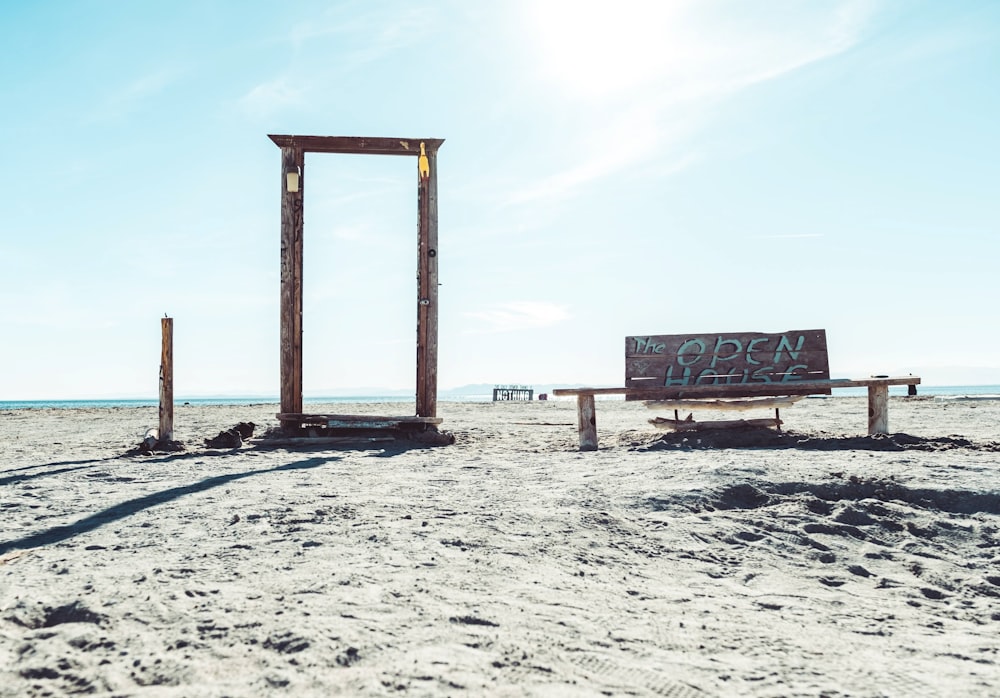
[{"left": 1, "top": 0, "right": 998, "bottom": 399}]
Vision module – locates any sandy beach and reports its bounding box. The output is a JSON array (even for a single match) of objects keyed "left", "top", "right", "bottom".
[{"left": 2, "top": 396, "right": 999, "bottom": 696}]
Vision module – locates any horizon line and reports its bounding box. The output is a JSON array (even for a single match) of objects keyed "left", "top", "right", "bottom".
[{"left": 5, "top": 381, "right": 1000, "bottom": 404}]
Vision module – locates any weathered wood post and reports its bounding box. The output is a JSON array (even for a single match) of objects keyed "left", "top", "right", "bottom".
[
  {"left": 416, "top": 142, "right": 439, "bottom": 419},
  {"left": 279, "top": 146, "right": 304, "bottom": 424},
  {"left": 868, "top": 382, "right": 889, "bottom": 435},
  {"left": 577, "top": 394, "right": 598, "bottom": 451},
  {"left": 159, "top": 317, "right": 174, "bottom": 443}
]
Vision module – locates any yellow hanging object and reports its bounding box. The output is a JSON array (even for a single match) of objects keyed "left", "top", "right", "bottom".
[{"left": 418, "top": 142, "right": 430, "bottom": 180}]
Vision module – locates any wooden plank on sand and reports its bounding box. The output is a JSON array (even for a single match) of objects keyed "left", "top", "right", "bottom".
[{"left": 649, "top": 417, "right": 782, "bottom": 432}]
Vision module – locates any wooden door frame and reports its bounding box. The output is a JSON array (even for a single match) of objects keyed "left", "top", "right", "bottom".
[{"left": 269, "top": 135, "right": 444, "bottom": 424}]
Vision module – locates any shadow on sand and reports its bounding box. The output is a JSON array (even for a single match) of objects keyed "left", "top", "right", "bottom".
[{"left": 0, "top": 456, "right": 339, "bottom": 556}]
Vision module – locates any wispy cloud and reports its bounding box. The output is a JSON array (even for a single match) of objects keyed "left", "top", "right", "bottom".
[
  {"left": 92, "top": 66, "right": 183, "bottom": 121},
  {"left": 522, "top": 0, "right": 877, "bottom": 102},
  {"left": 463, "top": 301, "right": 570, "bottom": 334},
  {"left": 508, "top": 144, "right": 700, "bottom": 205},
  {"left": 239, "top": 4, "right": 437, "bottom": 119},
  {"left": 288, "top": 2, "right": 437, "bottom": 67},
  {"left": 238, "top": 77, "right": 304, "bottom": 117}
]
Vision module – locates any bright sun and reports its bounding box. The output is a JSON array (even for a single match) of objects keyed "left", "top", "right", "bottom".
[
  {"left": 519, "top": 0, "right": 873, "bottom": 103},
  {"left": 520, "top": 0, "right": 690, "bottom": 100}
]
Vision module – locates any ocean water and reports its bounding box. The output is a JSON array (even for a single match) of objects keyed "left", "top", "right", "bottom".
[
  {"left": 0, "top": 395, "right": 494, "bottom": 410},
  {"left": 807, "top": 384, "right": 1000, "bottom": 398},
  {"left": 1, "top": 386, "right": 998, "bottom": 410}
]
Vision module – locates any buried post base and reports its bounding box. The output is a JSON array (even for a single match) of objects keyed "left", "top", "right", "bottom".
[
  {"left": 128, "top": 429, "right": 185, "bottom": 455},
  {"left": 272, "top": 413, "right": 453, "bottom": 446}
]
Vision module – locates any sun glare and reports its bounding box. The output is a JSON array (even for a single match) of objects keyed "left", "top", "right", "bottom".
[
  {"left": 521, "top": 0, "right": 688, "bottom": 99},
  {"left": 520, "top": 0, "right": 877, "bottom": 102}
]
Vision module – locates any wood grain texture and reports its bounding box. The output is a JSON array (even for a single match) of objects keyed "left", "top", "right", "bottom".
[
  {"left": 268, "top": 135, "right": 444, "bottom": 156},
  {"left": 553, "top": 377, "right": 920, "bottom": 399},
  {"left": 158, "top": 317, "right": 173, "bottom": 442},
  {"left": 278, "top": 147, "right": 304, "bottom": 420},
  {"left": 625, "top": 329, "right": 830, "bottom": 399},
  {"left": 276, "top": 414, "right": 443, "bottom": 425},
  {"left": 644, "top": 396, "right": 804, "bottom": 411},
  {"left": 576, "top": 394, "right": 598, "bottom": 451},
  {"left": 868, "top": 382, "right": 890, "bottom": 434},
  {"left": 416, "top": 148, "right": 440, "bottom": 418},
  {"left": 649, "top": 417, "right": 782, "bottom": 431}
]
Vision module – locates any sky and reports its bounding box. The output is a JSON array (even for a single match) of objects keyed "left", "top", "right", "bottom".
[{"left": 1, "top": 0, "right": 998, "bottom": 400}]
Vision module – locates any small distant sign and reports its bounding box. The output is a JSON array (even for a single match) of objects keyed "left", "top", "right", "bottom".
[{"left": 493, "top": 385, "right": 534, "bottom": 401}]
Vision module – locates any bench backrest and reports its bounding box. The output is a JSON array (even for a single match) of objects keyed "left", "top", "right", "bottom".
[{"left": 624, "top": 329, "right": 831, "bottom": 400}]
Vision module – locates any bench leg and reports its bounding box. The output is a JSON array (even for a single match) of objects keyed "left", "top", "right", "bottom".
[
  {"left": 868, "top": 383, "right": 889, "bottom": 435},
  {"left": 576, "top": 394, "right": 598, "bottom": 451}
]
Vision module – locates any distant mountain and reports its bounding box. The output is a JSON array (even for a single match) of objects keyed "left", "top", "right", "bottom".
[
  {"left": 303, "top": 387, "right": 414, "bottom": 397},
  {"left": 440, "top": 383, "right": 495, "bottom": 396},
  {"left": 904, "top": 366, "right": 1000, "bottom": 387}
]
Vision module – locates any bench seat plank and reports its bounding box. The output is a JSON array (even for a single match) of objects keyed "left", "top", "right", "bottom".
[
  {"left": 644, "top": 396, "right": 804, "bottom": 412},
  {"left": 553, "top": 376, "right": 919, "bottom": 399},
  {"left": 553, "top": 376, "right": 921, "bottom": 449}
]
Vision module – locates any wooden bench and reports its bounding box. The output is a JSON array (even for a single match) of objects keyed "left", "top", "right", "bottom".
[{"left": 553, "top": 329, "right": 921, "bottom": 451}]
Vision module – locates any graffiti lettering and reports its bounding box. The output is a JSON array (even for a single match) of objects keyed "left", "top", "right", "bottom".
[
  {"left": 773, "top": 334, "right": 805, "bottom": 363},
  {"left": 677, "top": 338, "right": 706, "bottom": 366},
  {"left": 625, "top": 330, "right": 829, "bottom": 388},
  {"left": 709, "top": 336, "right": 743, "bottom": 369},
  {"left": 632, "top": 336, "right": 666, "bottom": 354}
]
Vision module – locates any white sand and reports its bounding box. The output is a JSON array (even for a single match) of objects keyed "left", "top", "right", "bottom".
[{"left": 2, "top": 396, "right": 999, "bottom": 696}]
